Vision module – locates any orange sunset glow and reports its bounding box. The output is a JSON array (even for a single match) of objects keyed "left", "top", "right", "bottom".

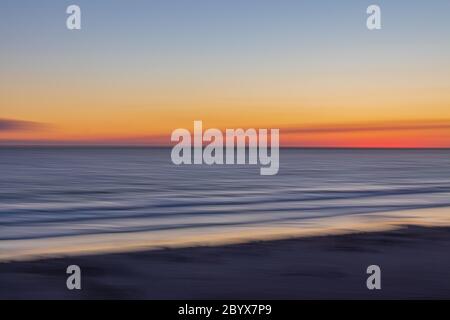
[{"left": 1, "top": 1, "right": 450, "bottom": 148}]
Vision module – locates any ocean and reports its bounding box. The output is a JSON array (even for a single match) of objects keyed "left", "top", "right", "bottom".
[{"left": 1, "top": 147, "right": 450, "bottom": 260}]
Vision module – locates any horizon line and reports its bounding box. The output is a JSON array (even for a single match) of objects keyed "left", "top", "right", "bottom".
[{"left": 1, "top": 145, "right": 450, "bottom": 150}]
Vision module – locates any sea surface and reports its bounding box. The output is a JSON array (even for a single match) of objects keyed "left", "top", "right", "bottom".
[{"left": 1, "top": 147, "right": 450, "bottom": 260}]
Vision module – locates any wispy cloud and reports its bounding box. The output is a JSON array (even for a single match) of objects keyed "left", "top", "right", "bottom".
[
  {"left": 0, "top": 118, "right": 48, "bottom": 132},
  {"left": 281, "top": 119, "right": 450, "bottom": 134}
]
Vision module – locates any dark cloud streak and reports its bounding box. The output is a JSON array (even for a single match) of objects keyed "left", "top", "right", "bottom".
[
  {"left": 0, "top": 118, "right": 48, "bottom": 132},
  {"left": 282, "top": 120, "right": 450, "bottom": 134}
]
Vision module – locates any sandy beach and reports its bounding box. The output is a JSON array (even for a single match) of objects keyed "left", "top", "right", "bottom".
[{"left": 1, "top": 225, "right": 450, "bottom": 299}]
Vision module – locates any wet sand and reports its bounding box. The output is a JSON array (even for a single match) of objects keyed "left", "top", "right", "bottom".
[{"left": 1, "top": 225, "right": 450, "bottom": 299}]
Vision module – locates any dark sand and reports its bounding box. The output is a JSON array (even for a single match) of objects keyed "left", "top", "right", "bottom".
[{"left": 1, "top": 225, "right": 450, "bottom": 299}]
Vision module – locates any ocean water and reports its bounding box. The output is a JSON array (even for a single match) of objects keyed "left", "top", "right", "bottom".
[{"left": 1, "top": 147, "right": 450, "bottom": 260}]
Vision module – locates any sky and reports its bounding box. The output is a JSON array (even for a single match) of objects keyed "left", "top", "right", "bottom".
[{"left": 1, "top": 0, "right": 450, "bottom": 147}]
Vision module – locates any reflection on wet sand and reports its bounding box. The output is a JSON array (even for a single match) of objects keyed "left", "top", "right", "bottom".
[{"left": 2, "top": 206, "right": 450, "bottom": 261}]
